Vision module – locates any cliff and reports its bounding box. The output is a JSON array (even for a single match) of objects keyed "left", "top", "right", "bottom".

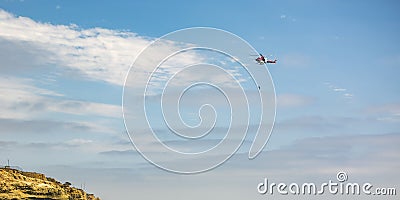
[{"left": 0, "top": 167, "right": 100, "bottom": 200}]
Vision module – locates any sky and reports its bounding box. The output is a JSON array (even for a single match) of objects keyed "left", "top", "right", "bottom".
[{"left": 0, "top": 0, "right": 399, "bottom": 199}]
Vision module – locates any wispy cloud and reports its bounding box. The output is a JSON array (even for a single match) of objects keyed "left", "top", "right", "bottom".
[
  {"left": 366, "top": 102, "right": 400, "bottom": 114},
  {"left": 324, "top": 82, "right": 354, "bottom": 99},
  {"left": 98, "top": 149, "right": 136, "bottom": 156},
  {"left": 0, "top": 118, "right": 92, "bottom": 134},
  {"left": 0, "top": 9, "right": 243, "bottom": 89},
  {"left": 333, "top": 88, "right": 346, "bottom": 92},
  {"left": 365, "top": 102, "right": 400, "bottom": 122},
  {"left": 280, "top": 14, "right": 296, "bottom": 22},
  {"left": 0, "top": 9, "right": 149, "bottom": 86},
  {"left": 0, "top": 76, "right": 121, "bottom": 120},
  {"left": 0, "top": 136, "right": 132, "bottom": 160},
  {"left": 273, "top": 114, "right": 393, "bottom": 137},
  {"left": 66, "top": 132, "right": 400, "bottom": 200}
]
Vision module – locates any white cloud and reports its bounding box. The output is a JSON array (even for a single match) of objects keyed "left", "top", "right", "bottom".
[
  {"left": 0, "top": 76, "right": 121, "bottom": 120},
  {"left": 0, "top": 10, "right": 261, "bottom": 158},
  {"left": 0, "top": 9, "right": 149, "bottom": 86},
  {"left": 0, "top": 76, "right": 58, "bottom": 119},
  {"left": 0, "top": 76, "right": 63, "bottom": 97},
  {"left": 49, "top": 100, "right": 121, "bottom": 118},
  {"left": 64, "top": 138, "right": 93, "bottom": 146},
  {"left": 324, "top": 82, "right": 354, "bottom": 99},
  {"left": 280, "top": 14, "right": 296, "bottom": 22},
  {"left": 0, "top": 9, "right": 239, "bottom": 89},
  {"left": 343, "top": 93, "right": 353, "bottom": 98},
  {"left": 274, "top": 115, "right": 373, "bottom": 135},
  {"left": 366, "top": 102, "right": 400, "bottom": 114},
  {"left": 366, "top": 102, "right": 400, "bottom": 122},
  {"left": 0, "top": 9, "right": 257, "bottom": 106},
  {"left": 333, "top": 88, "right": 346, "bottom": 92},
  {"left": 0, "top": 118, "right": 92, "bottom": 134},
  {"left": 68, "top": 132, "right": 400, "bottom": 200}
]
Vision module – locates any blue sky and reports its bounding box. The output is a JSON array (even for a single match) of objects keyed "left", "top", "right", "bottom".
[{"left": 0, "top": 0, "right": 399, "bottom": 199}]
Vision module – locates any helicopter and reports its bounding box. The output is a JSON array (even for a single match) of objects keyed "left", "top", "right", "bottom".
[
  {"left": 255, "top": 53, "right": 277, "bottom": 65},
  {"left": 253, "top": 53, "right": 277, "bottom": 90}
]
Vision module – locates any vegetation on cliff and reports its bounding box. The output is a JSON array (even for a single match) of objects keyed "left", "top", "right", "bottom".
[{"left": 0, "top": 167, "right": 100, "bottom": 200}]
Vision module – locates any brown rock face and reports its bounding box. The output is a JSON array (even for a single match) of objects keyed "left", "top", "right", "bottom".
[{"left": 0, "top": 168, "right": 100, "bottom": 200}]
